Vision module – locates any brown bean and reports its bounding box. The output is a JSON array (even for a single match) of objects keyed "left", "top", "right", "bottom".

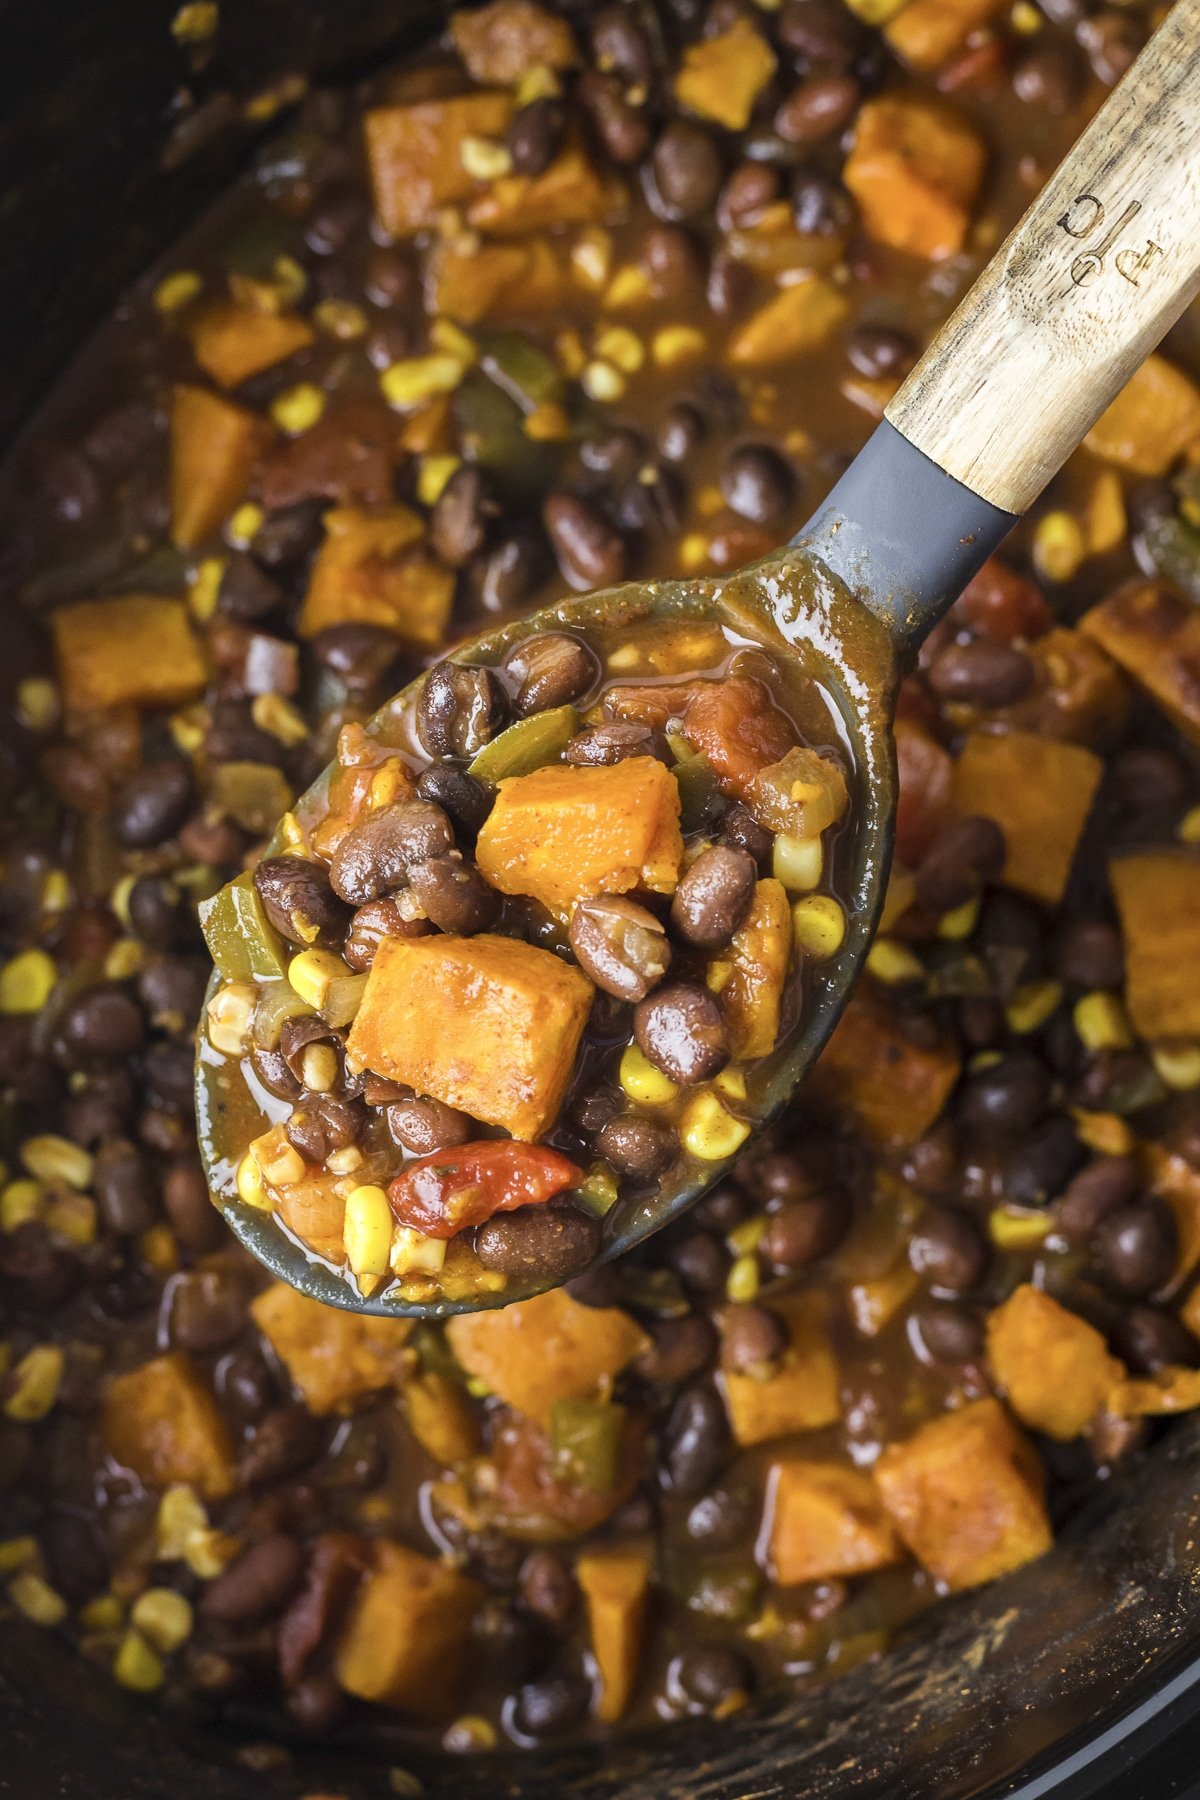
[
  {"left": 847, "top": 324, "right": 916, "bottom": 379},
  {"left": 671, "top": 846, "right": 757, "bottom": 950},
  {"left": 112, "top": 760, "right": 193, "bottom": 849},
  {"left": 408, "top": 854, "right": 499, "bottom": 934},
  {"left": 578, "top": 69, "right": 650, "bottom": 163},
  {"left": 504, "top": 632, "right": 599, "bottom": 716},
  {"left": 719, "top": 1302, "right": 788, "bottom": 1373},
  {"left": 518, "top": 1548, "right": 577, "bottom": 1630},
  {"left": 662, "top": 1383, "right": 729, "bottom": 1497},
  {"left": 506, "top": 96, "right": 567, "bottom": 175},
  {"left": 1055, "top": 1155, "right": 1141, "bottom": 1246},
  {"left": 239, "top": 1405, "right": 323, "bottom": 1487},
  {"left": 473, "top": 1204, "right": 601, "bottom": 1280},
  {"left": 329, "top": 800, "right": 454, "bottom": 905},
  {"left": 93, "top": 1140, "right": 155, "bottom": 1236},
  {"left": 908, "top": 1205, "right": 988, "bottom": 1295},
  {"left": 311, "top": 623, "right": 401, "bottom": 694},
  {"left": 927, "top": 639, "right": 1034, "bottom": 707},
  {"left": 912, "top": 1301, "right": 983, "bottom": 1365},
  {"left": 278, "top": 1531, "right": 365, "bottom": 1685},
  {"left": 253, "top": 857, "right": 350, "bottom": 948},
  {"left": 641, "top": 225, "right": 705, "bottom": 302},
  {"left": 652, "top": 121, "right": 723, "bottom": 220},
  {"left": 386, "top": 1096, "right": 473, "bottom": 1155},
  {"left": 778, "top": 0, "right": 864, "bottom": 71},
  {"left": 415, "top": 765, "right": 493, "bottom": 837},
  {"left": 565, "top": 720, "right": 669, "bottom": 765},
  {"left": 163, "top": 1159, "right": 223, "bottom": 1254},
  {"left": 596, "top": 1112, "right": 678, "bottom": 1178},
  {"left": 430, "top": 466, "right": 495, "bottom": 567},
  {"left": 774, "top": 73, "right": 860, "bottom": 145},
  {"left": 762, "top": 1193, "right": 844, "bottom": 1270},
  {"left": 1095, "top": 1201, "right": 1177, "bottom": 1296},
  {"left": 543, "top": 493, "right": 628, "bottom": 591},
  {"left": 667, "top": 1230, "right": 730, "bottom": 1294},
  {"left": 720, "top": 162, "right": 781, "bottom": 228},
  {"left": 632, "top": 1314, "right": 717, "bottom": 1385},
  {"left": 169, "top": 1267, "right": 249, "bottom": 1353},
  {"left": 914, "top": 815, "right": 1006, "bottom": 912},
  {"left": 202, "top": 1535, "right": 306, "bottom": 1624},
  {"left": 1013, "top": 39, "right": 1083, "bottom": 112},
  {"left": 217, "top": 552, "right": 283, "bottom": 622},
  {"left": 417, "top": 662, "right": 507, "bottom": 759},
  {"left": 343, "top": 896, "right": 429, "bottom": 972},
  {"left": 1052, "top": 919, "right": 1124, "bottom": 991},
  {"left": 569, "top": 895, "right": 671, "bottom": 1000},
  {"left": 635, "top": 982, "right": 729, "bottom": 1085},
  {"left": 720, "top": 444, "right": 796, "bottom": 527}
]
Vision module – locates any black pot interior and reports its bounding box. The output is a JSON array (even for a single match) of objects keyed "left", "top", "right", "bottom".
[{"left": 3, "top": 4, "right": 1200, "bottom": 1795}]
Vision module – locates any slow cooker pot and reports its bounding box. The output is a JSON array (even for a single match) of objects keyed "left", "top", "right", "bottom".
[{"left": 4, "top": 5, "right": 1200, "bottom": 1795}]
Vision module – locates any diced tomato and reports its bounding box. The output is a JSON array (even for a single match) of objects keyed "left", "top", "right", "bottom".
[
  {"left": 681, "top": 676, "right": 796, "bottom": 797},
  {"left": 955, "top": 559, "right": 1052, "bottom": 645},
  {"left": 388, "top": 1141, "right": 583, "bottom": 1238},
  {"left": 894, "top": 718, "right": 952, "bottom": 867}
]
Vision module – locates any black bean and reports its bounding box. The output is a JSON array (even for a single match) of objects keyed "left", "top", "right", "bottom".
[
  {"left": 204, "top": 699, "right": 285, "bottom": 768},
  {"left": 1110, "top": 744, "right": 1188, "bottom": 813},
  {"left": 202, "top": 1535, "right": 307, "bottom": 1623},
  {"left": 249, "top": 1042, "right": 303, "bottom": 1101},
  {"left": 477, "top": 531, "right": 548, "bottom": 613},
  {"left": 1115, "top": 1306, "right": 1197, "bottom": 1375},
  {"left": 113, "top": 760, "right": 193, "bottom": 849},
  {"left": 343, "top": 896, "right": 428, "bottom": 971},
  {"left": 666, "top": 1231, "right": 730, "bottom": 1295},
  {"left": 217, "top": 552, "right": 283, "bottom": 622},
  {"left": 1095, "top": 1200, "right": 1177, "bottom": 1296},
  {"left": 719, "top": 1303, "right": 788, "bottom": 1374},
  {"left": 93, "top": 1140, "right": 155, "bottom": 1236},
  {"left": 0, "top": 1223, "right": 81, "bottom": 1311},
  {"left": 635, "top": 982, "right": 729, "bottom": 1085},
  {"left": 641, "top": 224, "right": 705, "bottom": 303},
  {"left": 912, "top": 1301, "right": 983, "bottom": 1365},
  {"left": 42, "top": 1514, "right": 110, "bottom": 1605},
  {"left": 790, "top": 169, "right": 853, "bottom": 236},
  {"left": 596, "top": 1113, "right": 678, "bottom": 1178},
  {"left": 1055, "top": 1155, "right": 1141, "bottom": 1246},
  {"left": 1013, "top": 39, "right": 1083, "bottom": 112},
  {"left": 720, "top": 162, "right": 781, "bottom": 229},
  {"left": 656, "top": 402, "right": 705, "bottom": 466},
  {"left": 565, "top": 720, "right": 669, "bottom": 765},
  {"left": 430, "top": 466, "right": 495, "bottom": 568},
  {"left": 719, "top": 444, "right": 796, "bottom": 528},
  {"left": 579, "top": 69, "right": 650, "bottom": 163},
  {"left": 580, "top": 426, "right": 646, "bottom": 489},
  {"left": 138, "top": 954, "right": 207, "bottom": 1034},
  {"left": 779, "top": 0, "right": 864, "bottom": 71},
  {"left": 957, "top": 1050, "right": 1047, "bottom": 1139},
  {"left": 239, "top": 1405, "right": 323, "bottom": 1487},
  {"left": 632, "top": 1314, "right": 716, "bottom": 1385},
  {"left": 364, "top": 244, "right": 419, "bottom": 308},
  {"left": 909, "top": 1206, "right": 987, "bottom": 1295},
  {"left": 279, "top": 1015, "right": 342, "bottom": 1083},
  {"left": 169, "top": 1267, "right": 249, "bottom": 1353},
  {"left": 847, "top": 324, "right": 916, "bottom": 379},
  {"left": 252, "top": 500, "right": 325, "bottom": 568},
  {"left": 662, "top": 1384, "right": 729, "bottom": 1497},
  {"left": 774, "top": 72, "right": 860, "bottom": 145},
  {"left": 417, "top": 663, "right": 507, "bottom": 760},
  {"left": 914, "top": 815, "right": 1006, "bottom": 912},
  {"left": 386, "top": 1096, "right": 473, "bottom": 1155},
  {"left": 56, "top": 986, "right": 144, "bottom": 1066},
  {"left": 504, "top": 632, "right": 599, "bottom": 716},
  {"left": 518, "top": 1548, "right": 577, "bottom": 1630},
  {"left": 506, "top": 96, "right": 567, "bottom": 176},
  {"left": 707, "top": 250, "right": 752, "bottom": 316},
  {"left": 219, "top": 1348, "right": 278, "bottom": 1423},
  {"left": 591, "top": 5, "right": 653, "bottom": 84},
  {"left": 287, "top": 1673, "right": 346, "bottom": 1732},
  {"left": 1003, "top": 1115, "right": 1084, "bottom": 1206},
  {"left": 310, "top": 624, "right": 402, "bottom": 695},
  {"left": 762, "top": 1193, "right": 844, "bottom": 1270},
  {"left": 514, "top": 1675, "right": 591, "bottom": 1739},
  {"left": 675, "top": 1644, "right": 752, "bottom": 1709},
  {"left": 652, "top": 121, "right": 723, "bottom": 220},
  {"left": 415, "top": 765, "right": 492, "bottom": 837},
  {"left": 928, "top": 639, "right": 1035, "bottom": 707},
  {"left": 1052, "top": 919, "right": 1124, "bottom": 991},
  {"left": 569, "top": 895, "right": 671, "bottom": 1001},
  {"left": 126, "top": 875, "right": 185, "bottom": 950},
  {"left": 286, "top": 1096, "right": 362, "bottom": 1164},
  {"left": 407, "top": 853, "right": 498, "bottom": 934},
  {"left": 163, "top": 1159, "right": 224, "bottom": 1254},
  {"left": 671, "top": 846, "right": 758, "bottom": 951},
  {"left": 685, "top": 1483, "right": 756, "bottom": 1552},
  {"left": 542, "top": 493, "right": 628, "bottom": 591},
  {"left": 474, "top": 1204, "right": 601, "bottom": 1281},
  {"left": 329, "top": 800, "right": 454, "bottom": 905}
]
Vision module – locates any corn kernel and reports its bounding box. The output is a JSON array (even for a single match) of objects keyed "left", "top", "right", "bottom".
[
  {"left": 287, "top": 949, "right": 364, "bottom": 1025},
  {"left": 235, "top": 1153, "right": 272, "bottom": 1211},
  {"left": 429, "top": 318, "right": 477, "bottom": 364},
  {"left": 464, "top": 1375, "right": 491, "bottom": 1399},
  {"left": 1071, "top": 1108, "right": 1135, "bottom": 1156},
  {"left": 555, "top": 328, "right": 587, "bottom": 377},
  {"left": 8, "top": 1571, "right": 67, "bottom": 1627},
  {"left": 313, "top": 298, "right": 368, "bottom": 340},
  {"left": 460, "top": 134, "right": 512, "bottom": 181},
  {"left": 391, "top": 1227, "right": 448, "bottom": 1277},
  {"left": 1153, "top": 1043, "right": 1200, "bottom": 1091},
  {"left": 1011, "top": 0, "right": 1042, "bottom": 29},
  {"left": 131, "top": 1586, "right": 194, "bottom": 1653},
  {"left": 114, "top": 1628, "right": 166, "bottom": 1692},
  {"left": 270, "top": 382, "right": 326, "bottom": 435},
  {"left": 156, "top": 1485, "right": 208, "bottom": 1560},
  {"left": 344, "top": 1184, "right": 393, "bottom": 1281},
  {"left": 1179, "top": 805, "right": 1200, "bottom": 845},
  {"left": 790, "top": 894, "right": 846, "bottom": 959},
  {"left": 772, "top": 832, "right": 823, "bottom": 893},
  {"left": 937, "top": 894, "right": 980, "bottom": 941},
  {"left": 594, "top": 325, "right": 644, "bottom": 373},
  {"left": 17, "top": 677, "right": 59, "bottom": 733},
  {"left": 270, "top": 255, "right": 308, "bottom": 307},
  {"left": 171, "top": 1, "right": 218, "bottom": 43},
  {"left": 206, "top": 981, "right": 257, "bottom": 1055},
  {"left": 0, "top": 1536, "right": 38, "bottom": 1573},
  {"left": 417, "top": 453, "right": 462, "bottom": 506},
  {"left": 571, "top": 227, "right": 613, "bottom": 290},
  {"left": 226, "top": 501, "right": 264, "bottom": 548},
  {"left": 188, "top": 556, "right": 226, "bottom": 624},
  {"left": 79, "top": 1593, "right": 126, "bottom": 1632},
  {"left": 1005, "top": 980, "right": 1064, "bottom": 1036},
  {"left": 582, "top": 359, "right": 626, "bottom": 402},
  {"left": 251, "top": 1130, "right": 306, "bottom": 1189},
  {"left": 251, "top": 693, "right": 309, "bottom": 746},
  {"left": 0, "top": 948, "right": 57, "bottom": 1015},
  {"left": 725, "top": 1252, "right": 761, "bottom": 1302},
  {"left": 619, "top": 1044, "right": 679, "bottom": 1106},
  {"left": 104, "top": 938, "right": 145, "bottom": 983},
  {"left": 866, "top": 939, "right": 923, "bottom": 985},
  {"left": 300, "top": 1043, "right": 339, "bottom": 1094},
  {"left": 1033, "top": 510, "right": 1085, "bottom": 584},
  {"left": 4, "top": 1344, "right": 64, "bottom": 1421},
  {"left": 169, "top": 706, "right": 206, "bottom": 756},
  {"left": 153, "top": 269, "right": 203, "bottom": 313},
  {"left": 988, "top": 1206, "right": 1052, "bottom": 1250},
  {"left": 326, "top": 1145, "right": 363, "bottom": 1176},
  {"left": 715, "top": 1064, "right": 748, "bottom": 1103},
  {"left": 727, "top": 1213, "right": 768, "bottom": 1257},
  {"left": 44, "top": 1191, "right": 98, "bottom": 1247},
  {"left": 1074, "top": 990, "right": 1133, "bottom": 1052},
  {"left": 681, "top": 1090, "right": 752, "bottom": 1162},
  {"left": 678, "top": 532, "right": 709, "bottom": 572},
  {"left": 39, "top": 870, "right": 71, "bottom": 918},
  {"left": 652, "top": 325, "right": 707, "bottom": 368},
  {"left": 381, "top": 354, "right": 468, "bottom": 411},
  {"left": 516, "top": 62, "right": 561, "bottom": 103},
  {"left": 444, "top": 1715, "right": 498, "bottom": 1753},
  {"left": 524, "top": 401, "right": 572, "bottom": 441},
  {"left": 605, "top": 264, "right": 651, "bottom": 309},
  {"left": 1, "top": 1180, "right": 44, "bottom": 1232},
  {"left": 185, "top": 1528, "right": 240, "bottom": 1579}
]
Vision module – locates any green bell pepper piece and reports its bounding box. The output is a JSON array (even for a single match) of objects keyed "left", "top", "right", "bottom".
[
  {"left": 199, "top": 873, "right": 289, "bottom": 981},
  {"left": 468, "top": 705, "right": 579, "bottom": 783},
  {"left": 549, "top": 1397, "right": 626, "bottom": 1492}
]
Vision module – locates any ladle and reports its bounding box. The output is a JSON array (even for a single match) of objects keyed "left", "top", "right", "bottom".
[{"left": 198, "top": 0, "right": 1200, "bottom": 1315}]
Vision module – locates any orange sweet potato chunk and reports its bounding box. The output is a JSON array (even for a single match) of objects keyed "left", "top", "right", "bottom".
[
  {"left": 468, "top": 143, "right": 624, "bottom": 235},
  {"left": 427, "top": 238, "right": 568, "bottom": 325},
  {"left": 808, "top": 995, "right": 960, "bottom": 1147},
  {"left": 298, "top": 505, "right": 453, "bottom": 647},
  {"left": 451, "top": 0, "right": 579, "bottom": 82},
  {"left": 335, "top": 1539, "right": 483, "bottom": 1716},
  {"left": 251, "top": 1282, "right": 413, "bottom": 1416},
  {"left": 346, "top": 932, "right": 593, "bottom": 1142},
  {"left": 674, "top": 19, "right": 777, "bottom": 129},
  {"left": 845, "top": 94, "right": 985, "bottom": 260},
  {"left": 1084, "top": 354, "right": 1200, "bottom": 476},
  {"left": 171, "top": 384, "right": 270, "bottom": 550},
  {"left": 1149, "top": 1147, "right": 1200, "bottom": 1287},
  {"left": 710, "top": 877, "right": 792, "bottom": 1060},
  {"left": 365, "top": 92, "right": 515, "bottom": 237},
  {"left": 188, "top": 303, "right": 314, "bottom": 390},
  {"left": 1110, "top": 851, "right": 1200, "bottom": 1040},
  {"left": 577, "top": 1546, "right": 652, "bottom": 1723},
  {"left": 446, "top": 1287, "right": 648, "bottom": 1427},
  {"left": 102, "top": 1353, "right": 234, "bottom": 1500},
  {"left": 721, "top": 1295, "right": 840, "bottom": 1445},
  {"left": 885, "top": 0, "right": 1006, "bottom": 70},
  {"left": 51, "top": 595, "right": 208, "bottom": 716},
  {"left": 874, "top": 1397, "right": 1052, "bottom": 1591},
  {"left": 475, "top": 757, "right": 684, "bottom": 913},
  {"left": 1081, "top": 580, "right": 1200, "bottom": 746},
  {"left": 728, "top": 274, "right": 849, "bottom": 368},
  {"left": 986, "top": 1285, "right": 1124, "bottom": 1441},
  {"left": 951, "top": 728, "right": 1103, "bottom": 905},
  {"left": 769, "top": 1459, "right": 902, "bottom": 1584}
]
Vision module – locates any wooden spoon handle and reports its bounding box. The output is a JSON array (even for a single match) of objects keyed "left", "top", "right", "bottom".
[{"left": 886, "top": 0, "right": 1200, "bottom": 517}]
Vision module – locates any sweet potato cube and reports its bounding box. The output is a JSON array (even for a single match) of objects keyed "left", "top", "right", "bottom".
[
  {"left": 728, "top": 274, "right": 849, "bottom": 368},
  {"left": 347, "top": 932, "right": 592, "bottom": 1143},
  {"left": 102, "top": 1353, "right": 234, "bottom": 1500},
  {"left": 848, "top": 1260, "right": 920, "bottom": 1337},
  {"left": 171, "top": 384, "right": 270, "bottom": 550},
  {"left": 51, "top": 594, "right": 208, "bottom": 717},
  {"left": 1150, "top": 1147, "right": 1200, "bottom": 1287},
  {"left": 986, "top": 1285, "right": 1124, "bottom": 1441},
  {"left": 885, "top": 0, "right": 1006, "bottom": 70},
  {"left": 446, "top": 1287, "right": 648, "bottom": 1427},
  {"left": 1081, "top": 580, "right": 1200, "bottom": 746},
  {"left": 809, "top": 996, "right": 960, "bottom": 1147},
  {"left": 365, "top": 92, "right": 515, "bottom": 237},
  {"left": 951, "top": 728, "right": 1102, "bottom": 905},
  {"left": 298, "top": 505, "right": 453, "bottom": 647},
  {"left": 577, "top": 1546, "right": 652, "bottom": 1723},
  {"left": 468, "top": 143, "right": 623, "bottom": 236},
  {"left": 251, "top": 1282, "right": 413, "bottom": 1416},
  {"left": 1110, "top": 851, "right": 1200, "bottom": 1040},
  {"left": 427, "top": 239, "right": 550, "bottom": 325},
  {"left": 874, "top": 1397, "right": 1052, "bottom": 1591},
  {"left": 709, "top": 878, "right": 792, "bottom": 1060},
  {"left": 476, "top": 757, "right": 684, "bottom": 913},
  {"left": 769, "top": 1459, "right": 901, "bottom": 1584},
  {"left": 722, "top": 1295, "right": 840, "bottom": 1445},
  {"left": 451, "top": 0, "right": 579, "bottom": 82},
  {"left": 1108, "top": 1366, "right": 1200, "bottom": 1417},
  {"left": 334, "top": 1539, "right": 483, "bottom": 1716},
  {"left": 1084, "top": 354, "right": 1200, "bottom": 476},
  {"left": 674, "top": 19, "right": 776, "bottom": 129},
  {"left": 188, "top": 303, "right": 314, "bottom": 390},
  {"left": 403, "top": 1372, "right": 480, "bottom": 1466},
  {"left": 845, "top": 95, "right": 986, "bottom": 260}
]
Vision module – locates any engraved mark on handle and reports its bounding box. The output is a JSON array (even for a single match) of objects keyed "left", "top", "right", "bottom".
[{"left": 1058, "top": 193, "right": 1162, "bottom": 289}]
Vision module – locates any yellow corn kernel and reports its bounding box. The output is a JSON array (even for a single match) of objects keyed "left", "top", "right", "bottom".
[
  {"left": 1033, "top": 510, "right": 1085, "bottom": 584},
  {"left": 380, "top": 353, "right": 467, "bottom": 411},
  {"left": 937, "top": 894, "right": 980, "bottom": 941},
  {"left": 171, "top": 0, "right": 218, "bottom": 42},
  {"left": 326, "top": 1145, "right": 363, "bottom": 1176},
  {"left": 1179, "top": 805, "right": 1200, "bottom": 845},
  {"left": 235, "top": 1153, "right": 272, "bottom": 1211},
  {"left": 1074, "top": 990, "right": 1133, "bottom": 1052},
  {"left": 139, "top": 1222, "right": 179, "bottom": 1273},
  {"left": 1010, "top": 0, "right": 1042, "bottom": 29},
  {"left": 772, "top": 832, "right": 823, "bottom": 893},
  {"left": 156, "top": 1485, "right": 209, "bottom": 1560},
  {"left": 866, "top": 939, "right": 923, "bottom": 985},
  {"left": 111, "top": 875, "right": 137, "bottom": 929},
  {"left": 1, "top": 1180, "right": 44, "bottom": 1232},
  {"left": 524, "top": 401, "right": 572, "bottom": 441},
  {"left": 715, "top": 1064, "right": 748, "bottom": 1103},
  {"left": 8, "top": 1570, "right": 67, "bottom": 1627},
  {"left": 287, "top": 948, "right": 358, "bottom": 1017},
  {"left": 725, "top": 1252, "right": 761, "bottom": 1303},
  {"left": 790, "top": 894, "right": 846, "bottom": 959},
  {"left": 678, "top": 532, "right": 710, "bottom": 572},
  {"left": 300, "top": 1043, "right": 339, "bottom": 1093},
  {"left": 187, "top": 556, "right": 226, "bottom": 624},
  {"left": 130, "top": 1587, "right": 194, "bottom": 1653},
  {"left": 79, "top": 1593, "right": 126, "bottom": 1632},
  {"left": 1071, "top": 1108, "right": 1135, "bottom": 1157},
  {"left": 251, "top": 693, "right": 309, "bottom": 746},
  {"left": 44, "top": 1191, "right": 98, "bottom": 1247},
  {"left": 460, "top": 134, "right": 512, "bottom": 181},
  {"left": 605, "top": 264, "right": 652, "bottom": 309},
  {"left": 0, "top": 1536, "right": 38, "bottom": 1573},
  {"left": 1005, "top": 980, "right": 1064, "bottom": 1036},
  {"left": 555, "top": 328, "right": 587, "bottom": 377},
  {"left": 1153, "top": 1043, "right": 1200, "bottom": 1091},
  {"left": 114, "top": 1629, "right": 166, "bottom": 1692},
  {"left": 153, "top": 269, "right": 203, "bottom": 313},
  {"left": 313, "top": 298, "right": 368, "bottom": 340},
  {"left": 444, "top": 1715, "right": 499, "bottom": 1754},
  {"left": 430, "top": 318, "right": 477, "bottom": 363},
  {"left": 417, "top": 453, "right": 462, "bottom": 506},
  {"left": 169, "top": 707, "right": 206, "bottom": 756},
  {"left": 594, "top": 325, "right": 644, "bottom": 374},
  {"left": 17, "top": 677, "right": 59, "bottom": 733},
  {"left": 516, "top": 62, "right": 561, "bottom": 103},
  {"left": 40, "top": 869, "right": 71, "bottom": 917},
  {"left": 0, "top": 948, "right": 57, "bottom": 1015},
  {"left": 619, "top": 1044, "right": 679, "bottom": 1106},
  {"left": 727, "top": 1213, "right": 768, "bottom": 1257},
  {"left": 227, "top": 501, "right": 264, "bottom": 548},
  {"left": 206, "top": 980, "right": 257, "bottom": 1055},
  {"left": 581, "top": 359, "right": 626, "bottom": 402},
  {"left": 681, "top": 1090, "right": 752, "bottom": 1162},
  {"left": 251, "top": 1130, "right": 306, "bottom": 1189},
  {"left": 988, "top": 1206, "right": 1052, "bottom": 1251},
  {"left": 651, "top": 325, "right": 707, "bottom": 368},
  {"left": 104, "top": 938, "right": 145, "bottom": 983},
  {"left": 391, "top": 1227, "right": 449, "bottom": 1277},
  {"left": 270, "top": 382, "right": 326, "bottom": 435},
  {"left": 184, "top": 1528, "right": 240, "bottom": 1579},
  {"left": 4, "top": 1345, "right": 64, "bottom": 1422},
  {"left": 571, "top": 227, "right": 614, "bottom": 290},
  {"left": 344, "top": 1184, "right": 393, "bottom": 1282}
]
